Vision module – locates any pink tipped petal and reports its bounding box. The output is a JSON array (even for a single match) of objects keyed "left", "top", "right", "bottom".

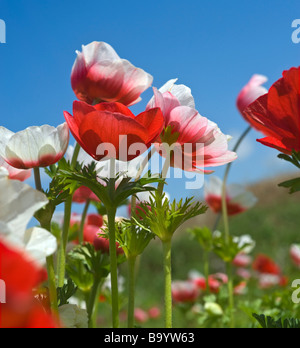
[
  {"left": 168, "top": 106, "right": 208, "bottom": 144},
  {"left": 116, "top": 60, "right": 153, "bottom": 106},
  {"left": 71, "top": 41, "right": 152, "bottom": 105},
  {"left": 237, "top": 74, "right": 268, "bottom": 113},
  {"left": 0, "top": 156, "right": 31, "bottom": 182},
  {"left": 1, "top": 124, "right": 69, "bottom": 169}
]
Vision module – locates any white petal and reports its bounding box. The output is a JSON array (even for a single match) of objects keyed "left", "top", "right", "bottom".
[
  {"left": 4, "top": 123, "right": 69, "bottom": 168},
  {"left": 158, "top": 79, "right": 179, "bottom": 93},
  {"left": 81, "top": 41, "right": 120, "bottom": 67},
  {"left": 0, "top": 127, "right": 14, "bottom": 157},
  {"left": 23, "top": 227, "right": 57, "bottom": 264},
  {"left": 204, "top": 176, "right": 223, "bottom": 197},
  {"left": 159, "top": 79, "right": 195, "bottom": 108},
  {"left": 0, "top": 176, "right": 48, "bottom": 236}
]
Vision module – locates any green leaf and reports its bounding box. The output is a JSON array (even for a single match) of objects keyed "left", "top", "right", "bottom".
[
  {"left": 57, "top": 163, "right": 164, "bottom": 209},
  {"left": 187, "top": 226, "right": 213, "bottom": 252},
  {"left": 57, "top": 279, "right": 78, "bottom": 307},
  {"left": 212, "top": 233, "right": 244, "bottom": 263},
  {"left": 252, "top": 313, "right": 300, "bottom": 329},
  {"left": 132, "top": 191, "right": 208, "bottom": 242},
  {"left": 114, "top": 219, "right": 155, "bottom": 258},
  {"left": 278, "top": 150, "right": 300, "bottom": 169},
  {"left": 278, "top": 177, "right": 300, "bottom": 194}
]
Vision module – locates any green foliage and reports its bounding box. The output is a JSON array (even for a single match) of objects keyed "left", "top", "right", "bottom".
[
  {"left": 278, "top": 151, "right": 300, "bottom": 194},
  {"left": 35, "top": 159, "right": 74, "bottom": 229},
  {"left": 134, "top": 191, "right": 208, "bottom": 242},
  {"left": 66, "top": 244, "right": 112, "bottom": 292},
  {"left": 115, "top": 219, "right": 155, "bottom": 258},
  {"left": 278, "top": 150, "right": 300, "bottom": 170},
  {"left": 187, "top": 226, "right": 214, "bottom": 252},
  {"left": 252, "top": 313, "right": 300, "bottom": 329},
  {"left": 58, "top": 161, "right": 163, "bottom": 209},
  {"left": 212, "top": 233, "right": 245, "bottom": 263},
  {"left": 57, "top": 279, "right": 78, "bottom": 307},
  {"left": 278, "top": 177, "right": 300, "bottom": 194}
]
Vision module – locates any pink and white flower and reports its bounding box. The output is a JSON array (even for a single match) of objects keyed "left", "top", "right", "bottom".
[
  {"left": 71, "top": 41, "right": 153, "bottom": 106},
  {"left": 205, "top": 176, "right": 258, "bottom": 215},
  {"left": 0, "top": 155, "right": 31, "bottom": 181},
  {"left": 0, "top": 123, "right": 69, "bottom": 169},
  {"left": 147, "top": 80, "right": 237, "bottom": 173},
  {"left": 290, "top": 244, "right": 300, "bottom": 268},
  {"left": 171, "top": 280, "right": 200, "bottom": 303},
  {"left": 236, "top": 74, "right": 268, "bottom": 113}
]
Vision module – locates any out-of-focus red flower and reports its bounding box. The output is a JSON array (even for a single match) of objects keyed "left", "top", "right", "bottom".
[
  {"left": 171, "top": 280, "right": 200, "bottom": 303},
  {"left": 134, "top": 308, "right": 149, "bottom": 323},
  {"left": 83, "top": 214, "right": 123, "bottom": 255},
  {"left": 0, "top": 240, "right": 58, "bottom": 328},
  {"left": 72, "top": 186, "right": 100, "bottom": 204},
  {"left": 236, "top": 74, "right": 268, "bottom": 114},
  {"left": 242, "top": 67, "right": 300, "bottom": 155},
  {"left": 189, "top": 272, "right": 228, "bottom": 294},
  {"left": 234, "top": 281, "right": 248, "bottom": 296},
  {"left": 290, "top": 244, "right": 300, "bottom": 268},
  {"left": 71, "top": 41, "right": 153, "bottom": 106},
  {"left": 64, "top": 101, "right": 164, "bottom": 162},
  {"left": 233, "top": 253, "right": 252, "bottom": 268},
  {"left": 93, "top": 232, "right": 124, "bottom": 255},
  {"left": 236, "top": 268, "right": 252, "bottom": 280},
  {"left": 205, "top": 176, "right": 257, "bottom": 216},
  {"left": 148, "top": 306, "right": 161, "bottom": 319},
  {"left": 252, "top": 254, "right": 281, "bottom": 275}
]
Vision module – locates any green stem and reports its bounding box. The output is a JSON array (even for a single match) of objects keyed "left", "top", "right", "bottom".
[
  {"left": 107, "top": 157, "right": 119, "bottom": 328},
  {"left": 57, "top": 197, "right": 72, "bottom": 287},
  {"left": 220, "top": 127, "right": 251, "bottom": 328},
  {"left": 204, "top": 250, "right": 210, "bottom": 293},
  {"left": 33, "top": 167, "right": 58, "bottom": 314},
  {"left": 213, "top": 126, "right": 252, "bottom": 231},
  {"left": 157, "top": 157, "right": 171, "bottom": 196},
  {"left": 34, "top": 167, "right": 43, "bottom": 192},
  {"left": 79, "top": 199, "right": 91, "bottom": 244},
  {"left": 46, "top": 255, "right": 59, "bottom": 314},
  {"left": 87, "top": 277, "right": 101, "bottom": 328},
  {"left": 226, "top": 262, "right": 235, "bottom": 328},
  {"left": 57, "top": 142, "right": 81, "bottom": 287},
  {"left": 127, "top": 255, "right": 137, "bottom": 328},
  {"left": 162, "top": 239, "right": 172, "bottom": 328},
  {"left": 71, "top": 142, "right": 81, "bottom": 168}
]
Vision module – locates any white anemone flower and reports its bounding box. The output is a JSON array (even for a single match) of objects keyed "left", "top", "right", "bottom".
[{"left": 0, "top": 123, "right": 69, "bottom": 169}]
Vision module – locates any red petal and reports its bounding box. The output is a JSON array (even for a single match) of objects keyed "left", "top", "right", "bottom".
[
  {"left": 135, "top": 107, "right": 164, "bottom": 144},
  {"left": 78, "top": 111, "right": 149, "bottom": 160}
]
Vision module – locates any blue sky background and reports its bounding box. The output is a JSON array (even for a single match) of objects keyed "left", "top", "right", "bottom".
[{"left": 0, "top": 0, "right": 299, "bottom": 206}]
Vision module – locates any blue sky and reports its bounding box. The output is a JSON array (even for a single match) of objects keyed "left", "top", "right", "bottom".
[{"left": 0, "top": 0, "right": 299, "bottom": 203}]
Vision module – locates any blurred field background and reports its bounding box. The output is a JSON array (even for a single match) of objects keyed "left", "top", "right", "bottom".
[{"left": 95, "top": 173, "right": 300, "bottom": 328}]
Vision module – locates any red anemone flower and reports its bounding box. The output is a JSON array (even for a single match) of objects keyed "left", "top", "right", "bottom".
[
  {"left": 0, "top": 240, "right": 58, "bottom": 328},
  {"left": 64, "top": 101, "right": 164, "bottom": 162},
  {"left": 242, "top": 67, "right": 300, "bottom": 155}
]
